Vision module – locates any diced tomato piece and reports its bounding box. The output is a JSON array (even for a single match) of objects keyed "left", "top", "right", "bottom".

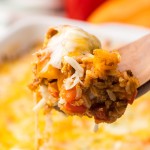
[
  {"left": 49, "top": 89, "right": 59, "bottom": 98},
  {"left": 48, "top": 83, "right": 59, "bottom": 98},
  {"left": 62, "top": 87, "right": 76, "bottom": 103},
  {"left": 64, "top": 103, "right": 86, "bottom": 114}
]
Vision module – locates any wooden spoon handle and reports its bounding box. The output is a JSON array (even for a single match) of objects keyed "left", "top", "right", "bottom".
[{"left": 118, "top": 34, "right": 150, "bottom": 86}]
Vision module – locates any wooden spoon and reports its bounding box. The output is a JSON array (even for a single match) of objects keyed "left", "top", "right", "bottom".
[
  {"left": 49, "top": 34, "right": 150, "bottom": 114},
  {"left": 118, "top": 34, "right": 150, "bottom": 97}
]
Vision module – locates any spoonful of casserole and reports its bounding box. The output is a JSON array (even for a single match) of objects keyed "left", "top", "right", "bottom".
[{"left": 29, "top": 25, "right": 149, "bottom": 124}]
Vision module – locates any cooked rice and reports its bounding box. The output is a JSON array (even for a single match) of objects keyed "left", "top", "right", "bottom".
[{"left": 30, "top": 25, "right": 139, "bottom": 125}]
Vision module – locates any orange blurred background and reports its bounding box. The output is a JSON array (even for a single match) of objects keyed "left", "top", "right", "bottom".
[
  {"left": 65, "top": 0, "right": 150, "bottom": 28},
  {"left": 1, "top": 0, "right": 150, "bottom": 32}
]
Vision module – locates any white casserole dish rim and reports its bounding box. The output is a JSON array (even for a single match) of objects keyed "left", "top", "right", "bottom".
[{"left": 0, "top": 16, "right": 149, "bottom": 61}]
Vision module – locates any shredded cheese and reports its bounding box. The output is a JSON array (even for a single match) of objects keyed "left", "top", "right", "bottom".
[
  {"left": 33, "top": 85, "right": 57, "bottom": 112},
  {"left": 64, "top": 56, "right": 84, "bottom": 77},
  {"left": 64, "top": 56, "right": 84, "bottom": 90},
  {"left": 58, "top": 97, "right": 66, "bottom": 105},
  {"left": 39, "top": 25, "right": 101, "bottom": 72},
  {"left": 93, "top": 123, "right": 99, "bottom": 132},
  {"left": 33, "top": 97, "right": 46, "bottom": 112}
]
